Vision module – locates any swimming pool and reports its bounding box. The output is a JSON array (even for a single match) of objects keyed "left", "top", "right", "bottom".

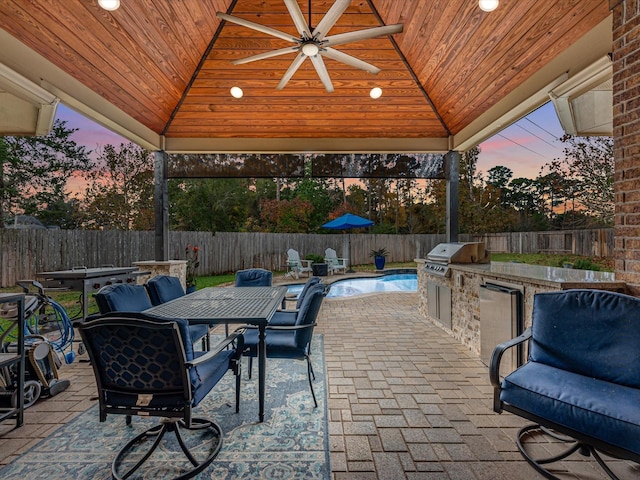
[{"left": 287, "top": 273, "right": 417, "bottom": 298}]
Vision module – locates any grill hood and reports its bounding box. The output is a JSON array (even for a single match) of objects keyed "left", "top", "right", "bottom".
[{"left": 426, "top": 242, "right": 489, "bottom": 264}]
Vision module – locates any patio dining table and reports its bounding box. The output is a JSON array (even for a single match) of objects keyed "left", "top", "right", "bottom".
[{"left": 143, "top": 285, "right": 287, "bottom": 422}]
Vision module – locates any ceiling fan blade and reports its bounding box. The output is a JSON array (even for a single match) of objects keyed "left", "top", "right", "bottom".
[
  {"left": 312, "top": 0, "right": 350, "bottom": 40},
  {"left": 322, "top": 48, "right": 380, "bottom": 74},
  {"left": 323, "top": 23, "right": 403, "bottom": 48},
  {"left": 217, "top": 12, "right": 299, "bottom": 43},
  {"left": 277, "top": 52, "right": 307, "bottom": 90},
  {"left": 284, "top": 0, "right": 312, "bottom": 39},
  {"left": 232, "top": 46, "right": 299, "bottom": 65},
  {"left": 310, "top": 54, "right": 334, "bottom": 93}
]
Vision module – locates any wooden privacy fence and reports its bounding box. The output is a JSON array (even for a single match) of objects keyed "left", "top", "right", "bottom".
[{"left": 0, "top": 228, "right": 613, "bottom": 287}]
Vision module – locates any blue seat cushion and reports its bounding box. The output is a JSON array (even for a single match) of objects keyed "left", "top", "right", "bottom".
[
  {"left": 191, "top": 349, "right": 234, "bottom": 406},
  {"left": 501, "top": 361, "right": 640, "bottom": 455},
  {"left": 243, "top": 328, "right": 305, "bottom": 359}
]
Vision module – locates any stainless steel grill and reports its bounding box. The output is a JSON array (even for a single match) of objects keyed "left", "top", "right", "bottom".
[
  {"left": 36, "top": 266, "right": 147, "bottom": 320},
  {"left": 423, "top": 242, "right": 488, "bottom": 277}
]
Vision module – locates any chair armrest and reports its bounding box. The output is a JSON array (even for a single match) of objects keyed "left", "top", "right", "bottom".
[
  {"left": 239, "top": 323, "right": 316, "bottom": 332},
  {"left": 266, "top": 322, "right": 317, "bottom": 331},
  {"left": 276, "top": 307, "right": 299, "bottom": 314},
  {"left": 186, "top": 329, "right": 244, "bottom": 368},
  {"left": 489, "top": 327, "right": 531, "bottom": 412},
  {"left": 300, "top": 259, "right": 313, "bottom": 268}
]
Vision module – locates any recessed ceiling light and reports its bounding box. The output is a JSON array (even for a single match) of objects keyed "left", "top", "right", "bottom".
[
  {"left": 370, "top": 87, "right": 382, "bottom": 99},
  {"left": 98, "top": 0, "right": 120, "bottom": 11},
  {"left": 230, "top": 86, "right": 244, "bottom": 98},
  {"left": 478, "top": 0, "right": 499, "bottom": 12}
]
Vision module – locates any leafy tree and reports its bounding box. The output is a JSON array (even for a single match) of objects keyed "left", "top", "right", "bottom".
[
  {"left": 543, "top": 135, "right": 614, "bottom": 226},
  {"left": 169, "top": 178, "right": 251, "bottom": 232},
  {"left": 259, "top": 198, "right": 314, "bottom": 232},
  {"left": 81, "top": 143, "right": 154, "bottom": 230},
  {"left": 486, "top": 165, "right": 514, "bottom": 208},
  {"left": 0, "top": 120, "right": 91, "bottom": 227}
]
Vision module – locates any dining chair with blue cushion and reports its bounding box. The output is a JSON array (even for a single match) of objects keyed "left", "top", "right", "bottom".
[
  {"left": 95, "top": 282, "right": 209, "bottom": 350},
  {"left": 235, "top": 268, "right": 273, "bottom": 287},
  {"left": 272, "top": 279, "right": 327, "bottom": 326},
  {"left": 145, "top": 275, "right": 186, "bottom": 305},
  {"left": 78, "top": 313, "right": 244, "bottom": 480},
  {"left": 241, "top": 282, "right": 327, "bottom": 407}
]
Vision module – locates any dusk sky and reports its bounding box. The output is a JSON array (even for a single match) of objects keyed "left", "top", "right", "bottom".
[{"left": 56, "top": 100, "right": 567, "bottom": 187}]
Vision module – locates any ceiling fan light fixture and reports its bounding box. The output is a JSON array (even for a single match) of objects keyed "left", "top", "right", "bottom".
[
  {"left": 478, "top": 0, "right": 499, "bottom": 12},
  {"left": 230, "top": 86, "right": 244, "bottom": 98},
  {"left": 370, "top": 87, "right": 382, "bottom": 99},
  {"left": 98, "top": 0, "right": 120, "bottom": 11},
  {"left": 301, "top": 42, "right": 320, "bottom": 57}
]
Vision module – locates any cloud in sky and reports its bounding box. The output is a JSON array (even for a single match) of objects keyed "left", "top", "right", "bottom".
[
  {"left": 478, "top": 102, "right": 566, "bottom": 180},
  {"left": 56, "top": 101, "right": 569, "bottom": 182}
]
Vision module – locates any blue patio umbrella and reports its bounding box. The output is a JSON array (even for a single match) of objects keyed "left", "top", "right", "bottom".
[{"left": 322, "top": 214, "right": 374, "bottom": 272}]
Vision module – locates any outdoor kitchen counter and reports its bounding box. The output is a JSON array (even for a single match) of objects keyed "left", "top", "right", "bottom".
[{"left": 415, "top": 259, "right": 626, "bottom": 360}]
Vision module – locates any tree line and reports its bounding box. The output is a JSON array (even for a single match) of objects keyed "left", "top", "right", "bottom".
[{"left": 0, "top": 120, "right": 613, "bottom": 233}]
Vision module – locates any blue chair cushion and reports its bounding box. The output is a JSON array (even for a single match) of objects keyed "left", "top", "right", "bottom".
[
  {"left": 530, "top": 290, "right": 640, "bottom": 388},
  {"left": 96, "top": 284, "right": 153, "bottom": 313},
  {"left": 191, "top": 348, "right": 234, "bottom": 406},
  {"left": 501, "top": 361, "right": 640, "bottom": 455},
  {"left": 243, "top": 328, "right": 304, "bottom": 359},
  {"left": 235, "top": 268, "right": 273, "bottom": 287},
  {"left": 146, "top": 275, "right": 185, "bottom": 305},
  {"left": 295, "top": 277, "right": 321, "bottom": 309}
]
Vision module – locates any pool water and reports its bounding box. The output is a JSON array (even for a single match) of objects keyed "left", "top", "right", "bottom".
[{"left": 287, "top": 273, "right": 417, "bottom": 298}]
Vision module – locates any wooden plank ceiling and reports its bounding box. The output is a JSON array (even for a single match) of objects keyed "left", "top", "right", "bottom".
[{"left": 0, "top": 0, "right": 610, "bottom": 151}]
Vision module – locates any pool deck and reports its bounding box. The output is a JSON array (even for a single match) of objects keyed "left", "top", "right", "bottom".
[{"left": 1, "top": 279, "right": 638, "bottom": 479}]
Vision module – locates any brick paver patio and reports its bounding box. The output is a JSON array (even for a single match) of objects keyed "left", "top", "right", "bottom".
[{"left": 1, "top": 289, "right": 638, "bottom": 479}]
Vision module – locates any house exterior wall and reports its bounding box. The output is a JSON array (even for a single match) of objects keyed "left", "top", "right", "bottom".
[{"left": 613, "top": 0, "right": 640, "bottom": 294}]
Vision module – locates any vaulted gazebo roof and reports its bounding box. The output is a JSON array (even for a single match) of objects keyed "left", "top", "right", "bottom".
[{"left": 0, "top": 0, "right": 611, "bottom": 153}]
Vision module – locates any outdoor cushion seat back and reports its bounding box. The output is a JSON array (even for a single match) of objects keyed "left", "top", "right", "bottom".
[
  {"left": 529, "top": 289, "right": 640, "bottom": 388},
  {"left": 94, "top": 283, "right": 152, "bottom": 314},
  {"left": 292, "top": 283, "right": 327, "bottom": 347},
  {"left": 78, "top": 312, "right": 243, "bottom": 417},
  {"left": 295, "top": 276, "right": 322, "bottom": 309},
  {"left": 235, "top": 268, "right": 273, "bottom": 287},
  {"left": 145, "top": 275, "right": 185, "bottom": 306}
]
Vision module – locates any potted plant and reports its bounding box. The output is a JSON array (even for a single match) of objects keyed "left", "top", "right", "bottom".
[
  {"left": 370, "top": 247, "right": 388, "bottom": 270},
  {"left": 185, "top": 244, "right": 200, "bottom": 293},
  {"left": 306, "top": 253, "right": 328, "bottom": 276}
]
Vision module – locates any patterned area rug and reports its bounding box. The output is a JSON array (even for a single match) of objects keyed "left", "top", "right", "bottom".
[{"left": 0, "top": 335, "right": 330, "bottom": 479}]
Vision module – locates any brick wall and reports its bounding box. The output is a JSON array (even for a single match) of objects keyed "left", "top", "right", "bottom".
[{"left": 613, "top": 0, "right": 640, "bottom": 294}]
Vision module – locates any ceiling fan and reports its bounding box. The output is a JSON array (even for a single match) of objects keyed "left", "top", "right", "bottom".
[{"left": 216, "top": 0, "right": 403, "bottom": 93}]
